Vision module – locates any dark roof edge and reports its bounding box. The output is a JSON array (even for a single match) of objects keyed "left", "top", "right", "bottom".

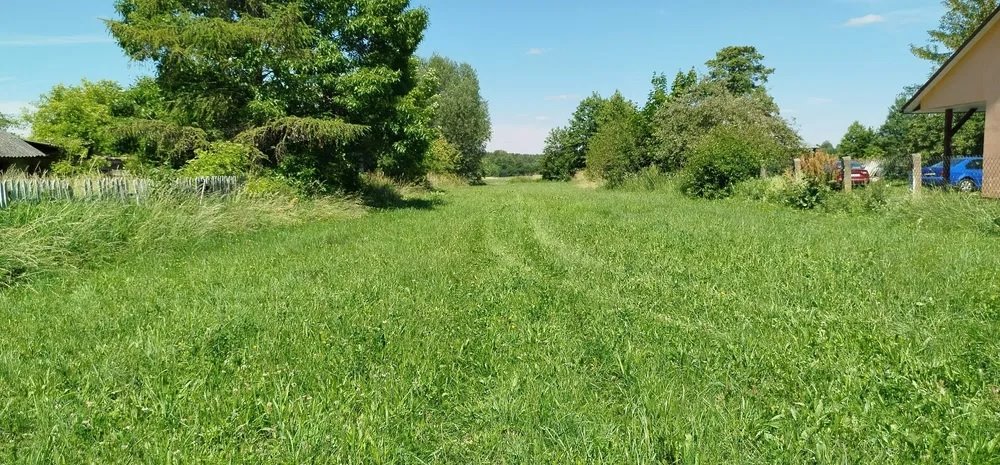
[
  {"left": 903, "top": 5, "right": 1000, "bottom": 114},
  {"left": 25, "top": 139, "right": 61, "bottom": 150}
]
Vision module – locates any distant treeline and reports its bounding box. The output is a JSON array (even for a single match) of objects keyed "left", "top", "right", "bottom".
[{"left": 482, "top": 151, "right": 542, "bottom": 178}]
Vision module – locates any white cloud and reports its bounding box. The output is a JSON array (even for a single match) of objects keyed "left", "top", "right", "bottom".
[
  {"left": 544, "top": 94, "right": 578, "bottom": 101},
  {"left": 844, "top": 14, "right": 885, "bottom": 27},
  {"left": 0, "top": 35, "right": 115, "bottom": 47},
  {"left": 526, "top": 48, "right": 548, "bottom": 56}
]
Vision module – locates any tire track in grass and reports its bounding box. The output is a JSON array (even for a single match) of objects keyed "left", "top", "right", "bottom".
[{"left": 473, "top": 185, "right": 674, "bottom": 461}]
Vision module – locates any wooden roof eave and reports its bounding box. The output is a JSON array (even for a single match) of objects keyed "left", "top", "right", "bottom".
[{"left": 903, "top": 6, "right": 1000, "bottom": 114}]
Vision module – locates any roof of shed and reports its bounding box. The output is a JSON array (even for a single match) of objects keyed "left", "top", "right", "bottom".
[{"left": 0, "top": 131, "right": 49, "bottom": 159}]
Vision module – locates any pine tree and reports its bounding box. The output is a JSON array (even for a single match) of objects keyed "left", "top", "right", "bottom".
[{"left": 911, "top": 0, "right": 999, "bottom": 64}]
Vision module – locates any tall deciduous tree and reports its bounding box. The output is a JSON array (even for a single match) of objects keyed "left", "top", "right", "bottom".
[
  {"left": 705, "top": 46, "right": 774, "bottom": 95},
  {"left": 838, "top": 122, "right": 876, "bottom": 158},
  {"left": 27, "top": 80, "right": 128, "bottom": 158},
  {"left": 540, "top": 93, "right": 607, "bottom": 180},
  {"left": 652, "top": 81, "right": 799, "bottom": 171},
  {"left": 911, "top": 0, "right": 999, "bottom": 64},
  {"left": 107, "top": 0, "right": 430, "bottom": 187},
  {"left": 643, "top": 73, "right": 669, "bottom": 121},
  {"left": 670, "top": 69, "right": 699, "bottom": 98},
  {"left": 422, "top": 55, "right": 492, "bottom": 179},
  {"left": 586, "top": 92, "right": 645, "bottom": 186},
  {"left": 540, "top": 127, "right": 576, "bottom": 181}
]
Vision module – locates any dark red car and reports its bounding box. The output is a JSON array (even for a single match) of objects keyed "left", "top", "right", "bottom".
[{"left": 834, "top": 160, "right": 871, "bottom": 187}]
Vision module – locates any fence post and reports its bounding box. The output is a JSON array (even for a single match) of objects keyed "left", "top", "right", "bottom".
[
  {"left": 0, "top": 180, "right": 6, "bottom": 208},
  {"left": 912, "top": 153, "right": 922, "bottom": 197},
  {"left": 759, "top": 165, "right": 768, "bottom": 179},
  {"left": 793, "top": 158, "right": 803, "bottom": 182},
  {"left": 842, "top": 156, "right": 853, "bottom": 193}
]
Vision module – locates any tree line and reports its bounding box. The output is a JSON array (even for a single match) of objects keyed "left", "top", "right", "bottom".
[
  {"left": 540, "top": 0, "right": 996, "bottom": 192},
  {"left": 6, "top": 0, "right": 493, "bottom": 193},
  {"left": 540, "top": 46, "right": 801, "bottom": 197},
  {"left": 481, "top": 151, "right": 543, "bottom": 178}
]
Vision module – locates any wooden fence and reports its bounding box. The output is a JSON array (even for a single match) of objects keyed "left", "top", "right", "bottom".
[{"left": 0, "top": 176, "right": 242, "bottom": 208}]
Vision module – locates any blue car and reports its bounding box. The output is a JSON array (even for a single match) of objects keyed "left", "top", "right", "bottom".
[{"left": 921, "top": 156, "right": 984, "bottom": 192}]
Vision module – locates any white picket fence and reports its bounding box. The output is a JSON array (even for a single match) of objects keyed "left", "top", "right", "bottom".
[{"left": 0, "top": 176, "right": 242, "bottom": 208}]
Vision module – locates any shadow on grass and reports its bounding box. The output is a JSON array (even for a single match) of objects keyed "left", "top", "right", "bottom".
[{"left": 360, "top": 183, "right": 444, "bottom": 211}]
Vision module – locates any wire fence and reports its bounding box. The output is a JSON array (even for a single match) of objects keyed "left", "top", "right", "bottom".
[
  {"left": 0, "top": 176, "right": 242, "bottom": 209},
  {"left": 985, "top": 153, "right": 999, "bottom": 198}
]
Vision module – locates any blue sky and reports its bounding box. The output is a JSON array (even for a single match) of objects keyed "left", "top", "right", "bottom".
[{"left": 0, "top": 0, "right": 945, "bottom": 152}]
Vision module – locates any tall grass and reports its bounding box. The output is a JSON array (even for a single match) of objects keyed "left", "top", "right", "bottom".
[
  {"left": 0, "top": 189, "right": 360, "bottom": 286},
  {"left": 1, "top": 181, "right": 998, "bottom": 463}
]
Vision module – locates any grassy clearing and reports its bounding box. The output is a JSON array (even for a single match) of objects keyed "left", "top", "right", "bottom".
[{"left": 1, "top": 182, "right": 999, "bottom": 463}]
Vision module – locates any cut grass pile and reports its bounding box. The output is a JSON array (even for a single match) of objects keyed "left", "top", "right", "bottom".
[{"left": 1, "top": 182, "right": 999, "bottom": 463}]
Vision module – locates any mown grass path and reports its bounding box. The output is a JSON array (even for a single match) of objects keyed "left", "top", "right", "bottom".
[{"left": 2, "top": 183, "right": 999, "bottom": 463}]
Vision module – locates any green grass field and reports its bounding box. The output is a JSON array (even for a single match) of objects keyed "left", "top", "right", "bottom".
[{"left": 2, "top": 182, "right": 999, "bottom": 463}]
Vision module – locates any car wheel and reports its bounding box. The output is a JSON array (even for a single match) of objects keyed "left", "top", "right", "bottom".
[{"left": 957, "top": 178, "right": 977, "bottom": 192}]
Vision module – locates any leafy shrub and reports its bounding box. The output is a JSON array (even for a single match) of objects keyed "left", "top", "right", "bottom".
[
  {"left": 50, "top": 157, "right": 111, "bottom": 176},
  {"left": 782, "top": 180, "right": 830, "bottom": 209},
  {"left": 242, "top": 175, "right": 300, "bottom": 198},
  {"left": 585, "top": 92, "right": 646, "bottom": 187},
  {"left": 858, "top": 181, "right": 891, "bottom": 212},
  {"left": 182, "top": 142, "right": 260, "bottom": 177},
  {"left": 425, "top": 135, "right": 462, "bottom": 174},
  {"left": 781, "top": 150, "right": 840, "bottom": 209},
  {"left": 540, "top": 95, "right": 607, "bottom": 181},
  {"left": 681, "top": 126, "right": 786, "bottom": 199},
  {"left": 732, "top": 176, "right": 790, "bottom": 203},
  {"left": 122, "top": 157, "right": 177, "bottom": 182}
]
